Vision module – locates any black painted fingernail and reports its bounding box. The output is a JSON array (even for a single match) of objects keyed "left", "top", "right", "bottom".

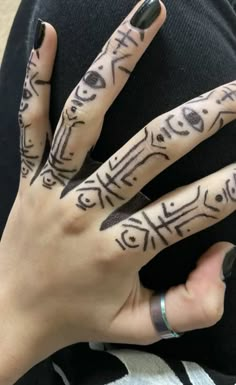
[
  {"left": 222, "top": 247, "right": 236, "bottom": 281},
  {"left": 130, "top": 0, "right": 161, "bottom": 29},
  {"left": 34, "top": 19, "right": 46, "bottom": 50}
]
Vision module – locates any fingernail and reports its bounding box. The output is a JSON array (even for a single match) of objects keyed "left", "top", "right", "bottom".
[
  {"left": 34, "top": 19, "right": 46, "bottom": 50},
  {"left": 222, "top": 247, "right": 236, "bottom": 281},
  {"left": 130, "top": 0, "right": 161, "bottom": 30}
]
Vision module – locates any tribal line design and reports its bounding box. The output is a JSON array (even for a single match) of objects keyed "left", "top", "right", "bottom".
[
  {"left": 93, "top": 29, "right": 135, "bottom": 85},
  {"left": 71, "top": 70, "right": 106, "bottom": 107},
  {"left": 71, "top": 22, "right": 142, "bottom": 110},
  {"left": 19, "top": 51, "right": 50, "bottom": 179},
  {"left": 74, "top": 91, "right": 231, "bottom": 211},
  {"left": 40, "top": 111, "right": 85, "bottom": 190},
  {"left": 187, "top": 82, "right": 236, "bottom": 131},
  {"left": 39, "top": 22, "right": 143, "bottom": 190},
  {"left": 19, "top": 52, "right": 50, "bottom": 113},
  {"left": 115, "top": 171, "right": 236, "bottom": 252},
  {"left": 19, "top": 117, "right": 40, "bottom": 179},
  {"left": 121, "top": 19, "right": 145, "bottom": 42},
  {"left": 74, "top": 126, "right": 170, "bottom": 211}
]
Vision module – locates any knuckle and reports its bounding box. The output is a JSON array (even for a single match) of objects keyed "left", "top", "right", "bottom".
[
  {"left": 98, "top": 249, "right": 120, "bottom": 268},
  {"left": 144, "top": 127, "right": 161, "bottom": 158},
  {"left": 19, "top": 106, "right": 45, "bottom": 125},
  {"left": 61, "top": 206, "right": 88, "bottom": 235},
  {"left": 62, "top": 102, "right": 103, "bottom": 146},
  {"left": 106, "top": 37, "right": 132, "bottom": 62},
  {"left": 62, "top": 99, "right": 97, "bottom": 127},
  {"left": 95, "top": 237, "right": 122, "bottom": 269}
]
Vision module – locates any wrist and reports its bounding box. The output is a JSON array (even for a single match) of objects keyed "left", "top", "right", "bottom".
[{"left": 0, "top": 284, "right": 49, "bottom": 385}]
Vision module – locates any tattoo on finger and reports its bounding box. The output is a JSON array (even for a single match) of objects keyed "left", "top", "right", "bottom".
[
  {"left": 115, "top": 169, "right": 236, "bottom": 252},
  {"left": 39, "top": 111, "right": 85, "bottom": 190},
  {"left": 19, "top": 51, "right": 51, "bottom": 181},
  {"left": 72, "top": 83, "right": 236, "bottom": 211},
  {"left": 40, "top": 22, "right": 144, "bottom": 190}
]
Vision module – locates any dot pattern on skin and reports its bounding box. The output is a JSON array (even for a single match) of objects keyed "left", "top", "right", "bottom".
[
  {"left": 40, "top": 110, "right": 85, "bottom": 190},
  {"left": 41, "top": 21, "right": 145, "bottom": 190},
  {"left": 115, "top": 170, "right": 236, "bottom": 252},
  {"left": 186, "top": 83, "right": 236, "bottom": 131},
  {"left": 70, "top": 83, "right": 236, "bottom": 211},
  {"left": 71, "top": 24, "right": 142, "bottom": 109},
  {"left": 19, "top": 51, "right": 50, "bottom": 180}
]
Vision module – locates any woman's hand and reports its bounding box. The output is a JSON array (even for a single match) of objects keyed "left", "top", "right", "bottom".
[{"left": 0, "top": 0, "right": 235, "bottom": 383}]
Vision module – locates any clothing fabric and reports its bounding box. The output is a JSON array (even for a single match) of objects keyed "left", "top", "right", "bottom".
[{"left": 0, "top": 0, "right": 236, "bottom": 383}]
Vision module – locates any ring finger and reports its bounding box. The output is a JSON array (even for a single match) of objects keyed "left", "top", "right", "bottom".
[{"left": 111, "top": 163, "right": 236, "bottom": 265}]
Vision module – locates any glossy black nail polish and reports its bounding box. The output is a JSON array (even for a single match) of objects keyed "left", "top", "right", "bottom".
[
  {"left": 130, "top": 0, "right": 161, "bottom": 29},
  {"left": 222, "top": 247, "right": 236, "bottom": 281},
  {"left": 34, "top": 19, "right": 46, "bottom": 50}
]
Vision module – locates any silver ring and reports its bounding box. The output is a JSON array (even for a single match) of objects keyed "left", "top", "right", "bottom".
[{"left": 150, "top": 292, "right": 185, "bottom": 339}]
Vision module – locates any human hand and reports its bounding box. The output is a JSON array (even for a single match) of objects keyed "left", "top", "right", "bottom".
[{"left": 0, "top": 0, "right": 236, "bottom": 383}]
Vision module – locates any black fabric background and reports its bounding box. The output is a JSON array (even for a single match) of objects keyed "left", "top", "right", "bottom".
[{"left": 0, "top": 0, "right": 235, "bottom": 382}]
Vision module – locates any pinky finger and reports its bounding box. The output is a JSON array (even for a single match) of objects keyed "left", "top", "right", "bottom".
[{"left": 19, "top": 20, "right": 57, "bottom": 188}]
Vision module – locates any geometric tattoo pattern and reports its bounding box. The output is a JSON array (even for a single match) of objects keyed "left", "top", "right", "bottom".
[
  {"left": 74, "top": 83, "right": 236, "bottom": 211},
  {"left": 19, "top": 51, "right": 50, "bottom": 179},
  {"left": 74, "top": 126, "right": 168, "bottom": 210},
  {"left": 40, "top": 111, "right": 85, "bottom": 189},
  {"left": 41, "top": 21, "right": 145, "bottom": 190},
  {"left": 115, "top": 169, "right": 236, "bottom": 252}
]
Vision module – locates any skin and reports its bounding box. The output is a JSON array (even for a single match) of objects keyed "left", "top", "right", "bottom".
[{"left": 0, "top": 0, "right": 235, "bottom": 383}]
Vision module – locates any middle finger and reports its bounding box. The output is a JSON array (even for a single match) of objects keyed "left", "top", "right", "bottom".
[{"left": 39, "top": 0, "right": 166, "bottom": 191}]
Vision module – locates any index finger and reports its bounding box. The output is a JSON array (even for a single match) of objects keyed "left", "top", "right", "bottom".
[
  {"left": 40, "top": 0, "right": 166, "bottom": 192},
  {"left": 67, "top": 0, "right": 166, "bottom": 116}
]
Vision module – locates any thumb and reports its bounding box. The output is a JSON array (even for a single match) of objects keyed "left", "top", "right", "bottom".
[
  {"left": 164, "top": 242, "right": 235, "bottom": 335},
  {"left": 116, "top": 242, "right": 235, "bottom": 345}
]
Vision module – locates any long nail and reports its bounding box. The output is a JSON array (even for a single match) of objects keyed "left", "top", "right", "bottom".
[
  {"left": 130, "top": 0, "right": 161, "bottom": 30},
  {"left": 222, "top": 247, "right": 236, "bottom": 281},
  {"left": 34, "top": 19, "right": 46, "bottom": 50}
]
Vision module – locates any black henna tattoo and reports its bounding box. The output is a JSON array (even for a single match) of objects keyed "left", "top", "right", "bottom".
[
  {"left": 19, "top": 51, "right": 51, "bottom": 180},
  {"left": 71, "top": 27, "right": 136, "bottom": 106},
  {"left": 187, "top": 82, "right": 236, "bottom": 131},
  {"left": 122, "top": 20, "right": 145, "bottom": 42},
  {"left": 83, "top": 71, "right": 106, "bottom": 89},
  {"left": 19, "top": 53, "right": 36, "bottom": 113},
  {"left": 115, "top": 28, "right": 138, "bottom": 50},
  {"left": 40, "top": 23, "right": 143, "bottom": 190},
  {"left": 20, "top": 52, "right": 50, "bottom": 113},
  {"left": 19, "top": 114, "right": 50, "bottom": 183},
  {"left": 26, "top": 51, "right": 37, "bottom": 73},
  {"left": 19, "top": 116, "right": 39, "bottom": 178},
  {"left": 73, "top": 127, "right": 170, "bottom": 210},
  {"left": 30, "top": 133, "right": 51, "bottom": 185},
  {"left": 71, "top": 23, "right": 142, "bottom": 108},
  {"left": 71, "top": 71, "right": 107, "bottom": 107},
  {"left": 72, "top": 83, "right": 236, "bottom": 211},
  {"left": 111, "top": 53, "right": 132, "bottom": 85},
  {"left": 40, "top": 111, "right": 85, "bottom": 190},
  {"left": 115, "top": 171, "right": 236, "bottom": 252},
  {"left": 93, "top": 24, "right": 140, "bottom": 84}
]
